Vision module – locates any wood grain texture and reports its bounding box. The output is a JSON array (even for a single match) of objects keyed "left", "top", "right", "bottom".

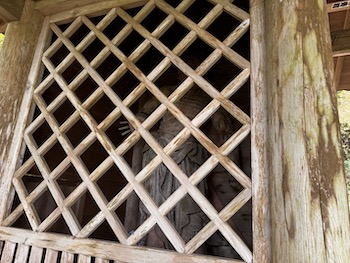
[
  {"left": 14, "top": 243, "right": 30, "bottom": 263},
  {"left": 0, "top": 226, "right": 244, "bottom": 263},
  {"left": 0, "top": 241, "right": 16, "bottom": 262},
  {"left": 0, "top": 0, "right": 44, "bottom": 223},
  {"left": 265, "top": 0, "right": 350, "bottom": 262},
  {"left": 249, "top": 0, "right": 271, "bottom": 262},
  {"left": 27, "top": 246, "right": 44, "bottom": 263}
]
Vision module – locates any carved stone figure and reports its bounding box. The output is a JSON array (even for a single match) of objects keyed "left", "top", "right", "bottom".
[
  {"left": 125, "top": 85, "right": 210, "bottom": 252},
  {"left": 123, "top": 57, "right": 251, "bottom": 257}
]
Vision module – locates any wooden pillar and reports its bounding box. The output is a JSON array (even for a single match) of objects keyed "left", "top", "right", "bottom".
[
  {"left": 0, "top": 0, "right": 44, "bottom": 221},
  {"left": 264, "top": 0, "right": 350, "bottom": 262},
  {"left": 250, "top": 0, "right": 271, "bottom": 262}
]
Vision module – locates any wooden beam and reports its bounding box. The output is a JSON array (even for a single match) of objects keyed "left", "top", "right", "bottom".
[
  {"left": 0, "top": 226, "right": 244, "bottom": 263},
  {"left": 0, "top": 21, "right": 7, "bottom": 33},
  {"left": 0, "top": 0, "right": 24, "bottom": 22},
  {"left": 327, "top": 1, "right": 350, "bottom": 13},
  {"left": 338, "top": 83, "right": 350, "bottom": 90},
  {"left": 35, "top": 0, "right": 148, "bottom": 16},
  {"left": 250, "top": 0, "right": 271, "bottom": 262},
  {"left": 333, "top": 10, "right": 350, "bottom": 90},
  {"left": 331, "top": 28, "right": 350, "bottom": 57}
]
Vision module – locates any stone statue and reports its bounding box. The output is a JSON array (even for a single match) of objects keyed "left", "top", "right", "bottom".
[
  {"left": 124, "top": 84, "right": 210, "bottom": 252},
  {"left": 123, "top": 57, "right": 251, "bottom": 257}
]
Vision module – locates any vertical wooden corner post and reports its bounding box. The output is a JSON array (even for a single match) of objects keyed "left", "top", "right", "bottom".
[
  {"left": 250, "top": 0, "right": 271, "bottom": 262},
  {"left": 264, "top": 0, "right": 350, "bottom": 262},
  {"left": 0, "top": 0, "right": 44, "bottom": 221}
]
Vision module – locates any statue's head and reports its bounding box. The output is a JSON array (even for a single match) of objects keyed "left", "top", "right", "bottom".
[{"left": 177, "top": 53, "right": 201, "bottom": 81}]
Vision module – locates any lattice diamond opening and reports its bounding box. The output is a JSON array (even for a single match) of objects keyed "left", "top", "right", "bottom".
[{"left": 4, "top": 0, "right": 252, "bottom": 262}]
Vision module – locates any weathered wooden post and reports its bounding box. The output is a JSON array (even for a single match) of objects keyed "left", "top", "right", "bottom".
[
  {"left": 0, "top": 0, "right": 44, "bottom": 221},
  {"left": 250, "top": 0, "right": 271, "bottom": 262},
  {"left": 264, "top": 0, "right": 350, "bottom": 262}
]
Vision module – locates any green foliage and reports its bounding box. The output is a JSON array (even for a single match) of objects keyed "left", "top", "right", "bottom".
[
  {"left": 338, "top": 91, "right": 350, "bottom": 207},
  {"left": 338, "top": 90, "right": 350, "bottom": 124},
  {"left": 340, "top": 123, "right": 350, "bottom": 177},
  {"left": 340, "top": 123, "right": 350, "bottom": 159},
  {"left": 0, "top": 33, "right": 4, "bottom": 48}
]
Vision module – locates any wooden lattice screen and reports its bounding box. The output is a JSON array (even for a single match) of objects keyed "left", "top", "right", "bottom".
[{"left": 0, "top": 0, "right": 252, "bottom": 262}]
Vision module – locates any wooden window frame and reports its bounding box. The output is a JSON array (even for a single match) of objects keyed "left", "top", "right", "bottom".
[{"left": 0, "top": 0, "right": 270, "bottom": 262}]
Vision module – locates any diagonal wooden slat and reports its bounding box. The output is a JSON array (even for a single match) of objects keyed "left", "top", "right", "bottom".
[
  {"left": 3, "top": 1, "right": 253, "bottom": 262},
  {"left": 11, "top": 177, "right": 41, "bottom": 230},
  {"left": 34, "top": 11, "right": 118, "bottom": 124},
  {"left": 84, "top": 8, "right": 251, "bottom": 187},
  {"left": 16, "top": 5, "right": 246, "bottom": 236},
  {"left": 46, "top": 29, "right": 186, "bottom": 253},
  {"left": 115, "top": 7, "right": 251, "bottom": 126},
  {"left": 156, "top": 0, "right": 250, "bottom": 70},
  {"left": 185, "top": 188, "right": 252, "bottom": 253},
  {"left": 209, "top": 0, "right": 249, "bottom": 21},
  {"left": 77, "top": 6, "right": 251, "bottom": 240},
  {"left": 17, "top": 0, "right": 156, "bottom": 188},
  {"left": 54, "top": 11, "right": 252, "bottom": 260},
  {"left": 7, "top": 4, "right": 156, "bottom": 230},
  {"left": 82, "top": 12, "right": 251, "bottom": 190},
  {"left": 121, "top": 61, "right": 251, "bottom": 239},
  {"left": 24, "top": 130, "right": 82, "bottom": 235},
  {"left": 32, "top": 70, "right": 129, "bottom": 244},
  {"left": 114, "top": 5, "right": 251, "bottom": 261},
  {"left": 43, "top": 17, "right": 84, "bottom": 72},
  {"left": 49, "top": 21, "right": 197, "bottom": 252},
  {"left": 127, "top": 124, "right": 251, "bottom": 249}
]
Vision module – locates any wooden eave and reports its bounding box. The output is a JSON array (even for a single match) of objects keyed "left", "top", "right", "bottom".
[
  {"left": 0, "top": 0, "right": 25, "bottom": 32},
  {"left": 328, "top": 0, "right": 350, "bottom": 90},
  {"left": 0, "top": 0, "right": 147, "bottom": 31},
  {"left": 332, "top": 29, "right": 350, "bottom": 57},
  {"left": 34, "top": 0, "right": 148, "bottom": 16},
  {"left": 0, "top": 0, "right": 24, "bottom": 22}
]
